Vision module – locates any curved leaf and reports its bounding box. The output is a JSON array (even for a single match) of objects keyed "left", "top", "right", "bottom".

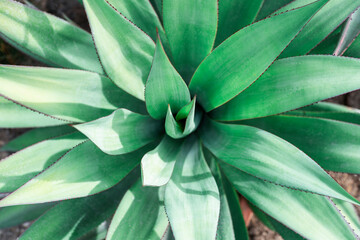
[
  {"left": 163, "top": 0, "right": 218, "bottom": 82},
  {"left": 200, "top": 119, "right": 360, "bottom": 205},
  {"left": 164, "top": 136, "right": 220, "bottom": 240},
  {"left": 107, "top": 180, "right": 168, "bottom": 240},
  {"left": 145, "top": 35, "right": 190, "bottom": 119},
  {"left": 0, "top": 132, "right": 86, "bottom": 193},
  {"left": 83, "top": 0, "right": 155, "bottom": 100},
  {"left": 0, "top": 141, "right": 151, "bottom": 206},
  {"left": 75, "top": 109, "right": 162, "bottom": 155},
  {"left": 189, "top": 0, "right": 326, "bottom": 112},
  {"left": 221, "top": 163, "right": 358, "bottom": 240},
  {"left": 0, "top": 66, "right": 146, "bottom": 122},
  {"left": 0, "top": 0, "right": 103, "bottom": 73},
  {"left": 212, "top": 55, "right": 360, "bottom": 121},
  {"left": 255, "top": 0, "right": 294, "bottom": 20}
]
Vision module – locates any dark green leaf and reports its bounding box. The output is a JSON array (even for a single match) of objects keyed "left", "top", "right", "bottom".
[{"left": 255, "top": 0, "right": 294, "bottom": 20}]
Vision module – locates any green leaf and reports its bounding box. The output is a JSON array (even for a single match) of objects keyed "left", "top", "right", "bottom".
[
  {"left": 150, "top": 0, "right": 162, "bottom": 19},
  {"left": 0, "top": 97, "right": 66, "bottom": 128},
  {"left": 221, "top": 163, "right": 358, "bottom": 240},
  {"left": 0, "top": 202, "right": 55, "bottom": 229},
  {"left": 0, "top": 0, "right": 103, "bottom": 73},
  {"left": 165, "top": 100, "right": 202, "bottom": 139},
  {"left": 107, "top": 180, "right": 168, "bottom": 240},
  {"left": 212, "top": 55, "right": 360, "bottom": 121},
  {"left": 200, "top": 119, "right": 360, "bottom": 205},
  {"left": 0, "top": 66, "right": 146, "bottom": 122},
  {"left": 344, "top": 32, "right": 360, "bottom": 57},
  {"left": 309, "top": 24, "right": 343, "bottom": 54},
  {"left": 163, "top": 0, "right": 218, "bottom": 82},
  {"left": 241, "top": 115, "right": 360, "bottom": 174},
  {"left": 20, "top": 169, "right": 138, "bottom": 240},
  {"left": 78, "top": 222, "right": 107, "bottom": 240},
  {"left": 332, "top": 199, "right": 360, "bottom": 237},
  {"left": 145, "top": 35, "right": 190, "bottom": 119},
  {"left": 189, "top": 0, "right": 326, "bottom": 112},
  {"left": 141, "top": 136, "right": 183, "bottom": 187},
  {"left": 334, "top": 8, "right": 360, "bottom": 56},
  {"left": 255, "top": 0, "right": 294, "bottom": 20},
  {"left": 164, "top": 136, "right": 220, "bottom": 240},
  {"left": 1, "top": 125, "right": 75, "bottom": 152},
  {"left": 0, "top": 141, "right": 151, "bottom": 206},
  {"left": 83, "top": 0, "right": 155, "bottom": 100},
  {"left": 205, "top": 152, "right": 249, "bottom": 240},
  {"left": 75, "top": 109, "right": 162, "bottom": 155},
  {"left": 215, "top": 0, "right": 263, "bottom": 46},
  {"left": 0, "top": 132, "right": 86, "bottom": 193},
  {"left": 276, "top": 0, "right": 360, "bottom": 58}
]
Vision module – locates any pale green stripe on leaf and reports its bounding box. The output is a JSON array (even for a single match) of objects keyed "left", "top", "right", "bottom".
[
  {"left": 163, "top": 0, "right": 218, "bottom": 82},
  {"left": 0, "top": 0, "right": 103, "bottom": 73},
  {"left": 0, "top": 141, "right": 150, "bottom": 206},
  {"left": 145, "top": 35, "right": 190, "bottom": 119},
  {"left": 165, "top": 136, "right": 220, "bottom": 240},
  {"left": 107, "top": 180, "right": 168, "bottom": 240},
  {"left": 189, "top": 0, "right": 326, "bottom": 112},
  {"left": 221, "top": 163, "right": 358, "bottom": 240},
  {"left": 200, "top": 119, "right": 360, "bottom": 205},
  {"left": 212, "top": 56, "right": 360, "bottom": 121},
  {"left": 0, "top": 132, "right": 86, "bottom": 193},
  {"left": 141, "top": 136, "right": 183, "bottom": 187},
  {"left": 75, "top": 109, "right": 162, "bottom": 155},
  {"left": 83, "top": 0, "right": 155, "bottom": 100}
]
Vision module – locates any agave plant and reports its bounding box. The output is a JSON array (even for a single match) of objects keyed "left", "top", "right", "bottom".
[{"left": 2, "top": 0, "right": 360, "bottom": 239}]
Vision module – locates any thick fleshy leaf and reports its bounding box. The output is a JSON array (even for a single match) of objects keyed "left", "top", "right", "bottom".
[
  {"left": 255, "top": 0, "right": 294, "bottom": 20},
  {"left": 1, "top": 125, "right": 74, "bottom": 152},
  {"left": 276, "top": 0, "right": 360, "bottom": 58},
  {"left": 0, "top": 132, "right": 86, "bottom": 193},
  {"left": 215, "top": 0, "right": 263, "bottom": 46},
  {"left": 334, "top": 8, "right": 360, "bottom": 56},
  {"left": 0, "top": 141, "right": 151, "bottom": 206},
  {"left": 332, "top": 199, "right": 360, "bottom": 237},
  {"left": 241, "top": 115, "right": 360, "bottom": 174},
  {"left": 200, "top": 119, "right": 359, "bottom": 205},
  {"left": 0, "top": 0, "right": 103, "bottom": 73},
  {"left": 309, "top": 24, "right": 343, "bottom": 54},
  {"left": 212, "top": 55, "right": 360, "bottom": 121},
  {"left": 0, "top": 202, "right": 55, "bottom": 229},
  {"left": 189, "top": 0, "right": 326, "bottom": 112},
  {"left": 0, "top": 97, "right": 67, "bottom": 128},
  {"left": 145, "top": 36, "right": 190, "bottom": 119},
  {"left": 0, "top": 66, "right": 146, "bottom": 122},
  {"left": 83, "top": 0, "right": 154, "bottom": 100},
  {"left": 164, "top": 136, "right": 220, "bottom": 240},
  {"left": 20, "top": 169, "right": 138, "bottom": 240},
  {"left": 221, "top": 163, "right": 358, "bottom": 240},
  {"left": 141, "top": 136, "right": 183, "bottom": 187},
  {"left": 206, "top": 152, "right": 248, "bottom": 240},
  {"left": 107, "top": 180, "right": 168, "bottom": 240},
  {"left": 163, "top": 0, "right": 218, "bottom": 82},
  {"left": 75, "top": 109, "right": 162, "bottom": 155}
]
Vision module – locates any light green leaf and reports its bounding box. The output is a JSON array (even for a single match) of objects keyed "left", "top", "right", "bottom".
[
  {"left": 1, "top": 125, "right": 75, "bottom": 152},
  {"left": 163, "top": 0, "right": 218, "bottom": 82},
  {"left": 0, "top": 0, "right": 103, "bottom": 73},
  {"left": 276, "top": 0, "right": 360, "bottom": 58},
  {"left": 215, "top": 0, "right": 263, "bottom": 46},
  {"left": 212, "top": 55, "right": 360, "bottom": 121},
  {"left": 20, "top": 169, "right": 138, "bottom": 240},
  {"left": 0, "top": 97, "right": 66, "bottom": 128},
  {"left": 0, "top": 202, "right": 55, "bottom": 229},
  {"left": 221, "top": 163, "right": 358, "bottom": 240},
  {"left": 75, "top": 109, "right": 162, "bottom": 155},
  {"left": 334, "top": 8, "right": 360, "bottom": 56},
  {"left": 0, "top": 132, "right": 86, "bottom": 193},
  {"left": 200, "top": 119, "right": 360, "bottom": 205},
  {"left": 83, "top": 0, "right": 155, "bottom": 100},
  {"left": 0, "top": 66, "right": 146, "bottom": 122},
  {"left": 145, "top": 35, "right": 190, "bottom": 119},
  {"left": 255, "top": 0, "right": 294, "bottom": 20},
  {"left": 0, "top": 141, "right": 151, "bottom": 206},
  {"left": 164, "top": 136, "right": 220, "bottom": 240},
  {"left": 141, "top": 136, "right": 183, "bottom": 187},
  {"left": 332, "top": 199, "right": 360, "bottom": 237},
  {"left": 107, "top": 180, "right": 168, "bottom": 240},
  {"left": 189, "top": 0, "right": 326, "bottom": 112}
]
